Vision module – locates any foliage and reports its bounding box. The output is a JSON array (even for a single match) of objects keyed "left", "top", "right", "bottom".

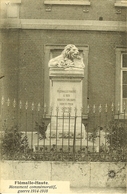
[
  {"left": 107, "top": 120, "right": 127, "bottom": 148},
  {"left": 35, "top": 121, "right": 47, "bottom": 139},
  {"left": 1, "top": 124, "right": 30, "bottom": 160},
  {"left": 87, "top": 127, "right": 98, "bottom": 143},
  {"left": 103, "top": 120, "right": 127, "bottom": 162},
  {"left": 1, "top": 119, "right": 127, "bottom": 162}
]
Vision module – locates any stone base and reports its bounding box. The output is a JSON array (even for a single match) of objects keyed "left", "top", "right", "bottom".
[
  {"left": 34, "top": 138, "right": 98, "bottom": 152},
  {"left": 33, "top": 124, "right": 99, "bottom": 152},
  {"left": 46, "top": 123, "right": 86, "bottom": 139}
]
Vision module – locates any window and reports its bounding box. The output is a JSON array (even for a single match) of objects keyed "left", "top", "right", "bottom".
[
  {"left": 7, "top": 3, "right": 19, "bottom": 18},
  {"left": 115, "top": 0, "right": 127, "bottom": 7},
  {"left": 0, "top": 43, "right": 4, "bottom": 123},
  {"left": 44, "top": 0, "right": 90, "bottom": 6},
  {"left": 115, "top": 48, "right": 127, "bottom": 117},
  {"left": 1, "top": 0, "right": 21, "bottom": 18},
  {"left": 121, "top": 53, "right": 127, "bottom": 112}
]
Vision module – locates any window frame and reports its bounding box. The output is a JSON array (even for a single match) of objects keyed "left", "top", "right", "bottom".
[
  {"left": 7, "top": 3, "right": 19, "bottom": 18},
  {"left": 115, "top": 47, "right": 127, "bottom": 118},
  {"left": 44, "top": 0, "right": 90, "bottom": 6},
  {"left": 120, "top": 53, "right": 127, "bottom": 113},
  {"left": 114, "top": 0, "right": 127, "bottom": 7},
  {"left": 1, "top": 0, "right": 21, "bottom": 18},
  {"left": 0, "top": 43, "right": 4, "bottom": 123}
]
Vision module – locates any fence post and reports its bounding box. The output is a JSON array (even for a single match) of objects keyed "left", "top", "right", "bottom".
[
  {"left": 31, "top": 102, "right": 34, "bottom": 150},
  {"left": 37, "top": 103, "right": 41, "bottom": 152},
  {"left": 105, "top": 104, "right": 108, "bottom": 159},
  {"left": 25, "top": 101, "right": 28, "bottom": 136},
  {"left": 49, "top": 106, "right": 53, "bottom": 152},
  {"left": 56, "top": 107, "right": 59, "bottom": 153},
  {"left": 19, "top": 100, "right": 22, "bottom": 131},
  {"left": 62, "top": 107, "right": 65, "bottom": 160},
  {"left": 93, "top": 105, "right": 96, "bottom": 153},
  {"left": 73, "top": 107, "right": 77, "bottom": 160},
  {"left": 68, "top": 107, "right": 71, "bottom": 157},
  {"left": 98, "top": 104, "right": 102, "bottom": 155}
]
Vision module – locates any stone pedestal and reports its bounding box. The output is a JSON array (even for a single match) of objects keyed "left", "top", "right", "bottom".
[{"left": 47, "top": 68, "right": 85, "bottom": 139}]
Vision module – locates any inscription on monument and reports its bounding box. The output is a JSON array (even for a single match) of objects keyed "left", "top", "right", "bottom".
[{"left": 56, "top": 88, "right": 76, "bottom": 113}]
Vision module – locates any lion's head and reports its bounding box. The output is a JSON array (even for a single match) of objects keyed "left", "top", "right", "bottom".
[{"left": 62, "top": 44, "right": 80, "bottom": 60}]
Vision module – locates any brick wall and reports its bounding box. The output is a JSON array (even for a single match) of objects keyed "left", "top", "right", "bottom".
[
  {"left": 17, "top": 30, "right": 126, "bottom": 107},
  {"left": 1, "top": 29, "right": 126, "bottom": 108},
  {"left": 0, "top": 30, "right": 19, "bottom": 124},
  {"left": 20, "top": 0, "right": 126, "bottom": 21},
  {"left": 0, "top": 0, "right": 127, "bottom": 130}
]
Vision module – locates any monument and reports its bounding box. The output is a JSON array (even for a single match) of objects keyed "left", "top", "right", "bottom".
[{"left": 47, "top": 44, "right": 86, "bottom": 144}]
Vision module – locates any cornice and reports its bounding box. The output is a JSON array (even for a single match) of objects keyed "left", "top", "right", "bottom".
[{"left": 0, "top": 19, "right": 127, "bottom": 32}]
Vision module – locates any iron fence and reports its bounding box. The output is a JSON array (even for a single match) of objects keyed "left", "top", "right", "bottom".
[{"left": 0, "top": 98, "right": 127, "bottom": 162}]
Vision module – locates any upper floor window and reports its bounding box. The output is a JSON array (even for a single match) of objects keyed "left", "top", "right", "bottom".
[
  {"left": 44, "top": 0, "right": 90, "bottom": 6},
  {"left": 115, "top": 0, "right": 127, "bottom": 7},
  {"left": 1, "top": 0, "right": 21, "bottom": 18}
]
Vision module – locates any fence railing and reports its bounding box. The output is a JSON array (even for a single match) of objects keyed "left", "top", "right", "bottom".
[{"left": 0, "top": 98, "right": 127, "bottom": 162}]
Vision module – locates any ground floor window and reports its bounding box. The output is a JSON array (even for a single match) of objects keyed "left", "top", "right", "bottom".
[
  {"left": 115, "top": 47, "right": 127, "bottom": 116},
  {"left": 121, "top": 53, "right": 127, "bottom": 112}
]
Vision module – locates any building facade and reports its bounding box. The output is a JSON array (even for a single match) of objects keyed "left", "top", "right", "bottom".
[{"left": 0, "top": 0, "right": 127, "bottom": 128}]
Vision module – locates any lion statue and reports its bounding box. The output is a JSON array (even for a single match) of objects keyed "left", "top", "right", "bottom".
[{"left": 48, "top": 44, "right": 85, "bottom": 69}]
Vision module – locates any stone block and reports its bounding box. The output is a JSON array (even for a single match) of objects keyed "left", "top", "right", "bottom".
[
  {"left": 18, "top": 161, "right": 51, "bottom": 180},
  {"left": 106, "top": 162, "right": 126, "bottom": 188},
  {"left": 90, "top": 162, "right": 109, "bottom": 187},
  {"left": 1, "top": 161, "right": 16, "bottom": 180},
  {"left": 0, "top": 161, "right": 51, "bottom": 180},
  {"left": 51, "top": 162, "right": 90, "bottom": 187},
  {"left": 90, "top": 162, "right": 126, "bottom": 188}
]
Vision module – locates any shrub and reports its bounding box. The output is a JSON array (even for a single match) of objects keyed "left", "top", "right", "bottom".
[
  {"left": 35, "top": 120, "right": 47, "bottom": 139},
  {"left": 1, "top": 124, "right": 30, "bottom": 160},
  {"left": 103, "top": 120, "right": 127, "bottom": 161}
]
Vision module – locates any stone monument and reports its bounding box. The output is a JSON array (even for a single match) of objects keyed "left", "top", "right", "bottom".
[{"left": 47, "top": 44, "right": 85, "bottom": 147}]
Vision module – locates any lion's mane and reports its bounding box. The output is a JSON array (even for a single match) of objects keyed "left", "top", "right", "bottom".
[{"left": 62, "top": 44, "right": 80, "bottom": 60}]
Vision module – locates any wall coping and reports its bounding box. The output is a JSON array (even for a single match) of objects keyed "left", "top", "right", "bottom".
[
  {"left": 0, "top": 161, "right": 126, "bottom": 188},
  {"left": 0, "top": 19, "right": 127, "bottom": 32},
  {"left": 1, "top": 160, "right": 126, "bottom": 164}
]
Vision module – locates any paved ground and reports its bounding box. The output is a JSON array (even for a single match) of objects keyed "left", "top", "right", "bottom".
[{"left": 70, "top": 187, "right": 126, "bottom": 194}]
